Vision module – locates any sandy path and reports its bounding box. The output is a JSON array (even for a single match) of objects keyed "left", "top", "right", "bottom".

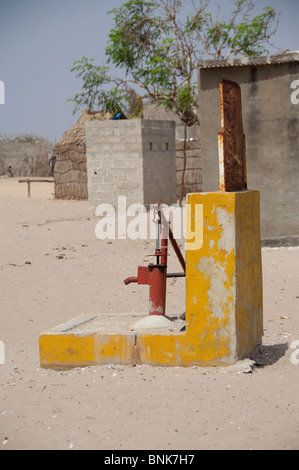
[{"left": 0, "top": 178, "right": 299, "bottom": 450}]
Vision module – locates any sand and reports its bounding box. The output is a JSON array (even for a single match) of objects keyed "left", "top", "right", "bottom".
[{"left": 0, "top": 177, "right": 299, "bottom": 450}]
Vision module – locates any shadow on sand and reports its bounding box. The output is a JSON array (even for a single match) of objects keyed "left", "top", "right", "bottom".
[{"left": 249, "top": 343, "right": 289, "bottom": 367}]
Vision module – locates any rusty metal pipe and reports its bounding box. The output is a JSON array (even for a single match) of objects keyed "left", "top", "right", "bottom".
[
  {"left": 123, "top": 203, "right": 186, "bottom": 317},
  {"left": 169, "top": 226, "right": 186, "bottom": 275},
  {"left": 157, "top": 206, "right": 185, "bottom": 275},
  {"left": 124, "top": 276, "right": 138, "bottom": 285},
  {"left": 148, "top": 265, "right": 167, "bottom": 316},
  {"left": 167, "top": 272, "right": 185, "bottom": 278}
]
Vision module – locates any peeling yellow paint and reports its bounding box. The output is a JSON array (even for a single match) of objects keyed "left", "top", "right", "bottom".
[{"left": 185, "top": 191, "right": 263, "bottom": 365}]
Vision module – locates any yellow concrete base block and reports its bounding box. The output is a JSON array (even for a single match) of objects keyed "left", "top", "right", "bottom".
[
  {"left": 39, "top": 190, "right": 263, "bottom": 369},
  {"left": 185, "top": 190, "right": 263, "bottom": 365},
  {"left": 39, "top": 313, "right": 187, "bottom": 369}
]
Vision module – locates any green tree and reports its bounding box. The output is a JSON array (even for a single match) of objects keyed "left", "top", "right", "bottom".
[{"left": 69, "top": 0, "right": 279, "bottom": 204}]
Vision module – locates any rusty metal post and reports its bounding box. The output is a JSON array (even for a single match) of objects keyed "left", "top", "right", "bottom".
[
  {"left": 148, "top": 265, "right": 167, "bottom": 316},
  {"left": 218, "top": 79, "right": 247, "bottom": 192},
  {"left": 148, "top": 206, "right": 168, "bottom": 315}
]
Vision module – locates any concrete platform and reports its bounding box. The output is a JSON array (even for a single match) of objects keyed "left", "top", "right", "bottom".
[{"left": 39, "top": 313, "right": 186, "bottom": 369}]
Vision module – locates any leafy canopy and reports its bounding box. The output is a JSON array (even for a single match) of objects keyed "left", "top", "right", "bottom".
[{"left": 69, "top": 0, "right": 279, "bottom": 126}]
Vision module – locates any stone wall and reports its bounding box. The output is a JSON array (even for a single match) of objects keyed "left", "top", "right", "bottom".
[
  {"left": 85, "top": 119, "right": 177, "bottom": 211},
  {"left": 0, "top": 139, "right": 53, "bottom": 177}
]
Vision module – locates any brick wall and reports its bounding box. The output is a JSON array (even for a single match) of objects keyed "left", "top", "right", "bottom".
[{"left": 85, "top": 119, "right": 177, "bottom": 212}]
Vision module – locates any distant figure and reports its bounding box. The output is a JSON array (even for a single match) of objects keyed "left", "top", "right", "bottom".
[
  {"left": 48, "top": 154, "right": 56, "bottom": 177},
  {"left": 8, "top": 166, "right": 13, "bottom": 177}
]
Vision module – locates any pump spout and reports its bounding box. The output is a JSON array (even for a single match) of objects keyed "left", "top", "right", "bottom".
[{"left": 124, "top": 276, "right": 138, "bottom": 286}]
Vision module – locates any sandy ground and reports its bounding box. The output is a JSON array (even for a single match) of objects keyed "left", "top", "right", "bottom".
[{"left": 0, "top": 177, "right": 299, "bottom": 451}]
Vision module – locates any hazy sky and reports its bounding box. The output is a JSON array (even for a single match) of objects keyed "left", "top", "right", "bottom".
[{"left": 0, "top": 0, "right": 298, "bottom": 143}]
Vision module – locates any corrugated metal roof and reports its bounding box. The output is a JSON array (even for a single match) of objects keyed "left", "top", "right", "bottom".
[{"left": 198, "top": 51, "right": 299, "bottom": 69}]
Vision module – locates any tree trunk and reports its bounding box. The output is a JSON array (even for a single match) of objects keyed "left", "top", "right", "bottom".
[{"left": 179, "top": 124, "right": 187, "bottom": 207}]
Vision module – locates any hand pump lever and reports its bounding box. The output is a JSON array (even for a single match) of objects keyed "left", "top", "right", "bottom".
[{"left": 124, "top": 203, "right": 186, "bottom": 317}]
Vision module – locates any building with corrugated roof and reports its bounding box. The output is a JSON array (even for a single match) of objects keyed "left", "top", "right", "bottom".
[{"left": 198, "top": 51, "right": 299, "bottom": 243}]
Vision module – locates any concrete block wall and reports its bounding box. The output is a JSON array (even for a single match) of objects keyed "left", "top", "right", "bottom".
[
  {"left": 0, "top": 140, "right": 53, "bottom": 177},
  {"left": 85, "top": 119, "right": 177, "bottom": 211},
  {"left": 143, "top": 102, "right": 200, "bottom": 141}
]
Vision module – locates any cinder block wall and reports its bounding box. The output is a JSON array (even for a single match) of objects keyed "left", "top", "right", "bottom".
[
  {"left": 85, "top": 119, "right": 177, "bottom": 211},
  {"left": 143, "top": 102, "right": 200, "bottom": 141},
  {"left": 0, "top": 140, "right": 53, "bottom": 177}
]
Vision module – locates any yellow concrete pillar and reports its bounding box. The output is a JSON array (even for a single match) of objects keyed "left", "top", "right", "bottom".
[{"left": 185, "top": 190, "right": 263, "bottom": 365}]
